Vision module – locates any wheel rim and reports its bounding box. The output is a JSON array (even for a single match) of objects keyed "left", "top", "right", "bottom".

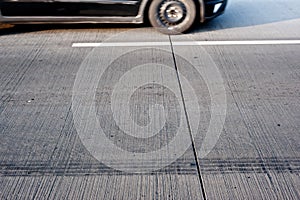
[{"left": 159, "top": 0, "right": 187, "bottom": 27}]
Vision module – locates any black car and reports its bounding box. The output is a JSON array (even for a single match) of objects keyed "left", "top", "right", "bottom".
[{"left": 0, "top": 0, "right": 227, "bottom": 33}]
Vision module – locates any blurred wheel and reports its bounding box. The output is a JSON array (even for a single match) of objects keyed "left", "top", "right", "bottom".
[{"left": 148, "top": 0, "right": 196, "bottom": 34}]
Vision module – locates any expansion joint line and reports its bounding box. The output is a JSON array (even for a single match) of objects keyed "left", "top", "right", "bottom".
[{"left": 168, "top": 35, "right": 207, "bottom": 200}]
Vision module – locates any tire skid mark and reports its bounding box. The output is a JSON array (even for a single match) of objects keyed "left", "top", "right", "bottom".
[{"left": 0, "top": 157, "right": 299, "bottom": 176}]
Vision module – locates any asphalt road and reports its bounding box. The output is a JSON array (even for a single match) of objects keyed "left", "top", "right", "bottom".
[{"left": 0, "top": 0, "right": 300, "bottom": 199}]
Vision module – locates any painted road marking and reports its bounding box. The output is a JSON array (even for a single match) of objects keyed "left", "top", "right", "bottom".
[{"left": 72, "top": 40, "right": 300, "bottom": 47}]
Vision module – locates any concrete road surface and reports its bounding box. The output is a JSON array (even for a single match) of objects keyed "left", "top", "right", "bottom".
[{"left": 0, "top": 0, "right": 300, "bottom": 199}]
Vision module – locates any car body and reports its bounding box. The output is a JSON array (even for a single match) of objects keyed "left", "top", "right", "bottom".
[{"left": 0, "top": 0, "right": 227, "bottom": 33}]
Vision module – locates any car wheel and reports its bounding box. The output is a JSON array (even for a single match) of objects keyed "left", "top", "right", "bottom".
[{"left": 148, "top": 0, "right": 196, "bottom": 34}]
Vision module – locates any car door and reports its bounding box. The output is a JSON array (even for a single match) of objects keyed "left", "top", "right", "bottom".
[
  {"left": 51, "top": 0, "right": 141, "bottom": 17},
  {"left": 0, "top": 0, "right": 141, "bottom": 17}
]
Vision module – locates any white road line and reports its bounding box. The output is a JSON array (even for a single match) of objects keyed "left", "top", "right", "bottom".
[{"left": 72, "top": 40, "right": 300, "bottom": 47}]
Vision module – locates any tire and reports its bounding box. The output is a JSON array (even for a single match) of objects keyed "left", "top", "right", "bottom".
[{"left": 148, "top": 0, "right": 196, "bottom": 34}]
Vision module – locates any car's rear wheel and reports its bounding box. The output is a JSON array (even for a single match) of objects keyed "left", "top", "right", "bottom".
[{"left": 148, "top": 0, "right": 196, "bottom": 34}]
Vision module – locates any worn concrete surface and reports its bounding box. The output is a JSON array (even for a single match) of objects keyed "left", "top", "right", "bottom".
[{"left": 0, "top": 0, "right": 300, "bottom": 199}]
